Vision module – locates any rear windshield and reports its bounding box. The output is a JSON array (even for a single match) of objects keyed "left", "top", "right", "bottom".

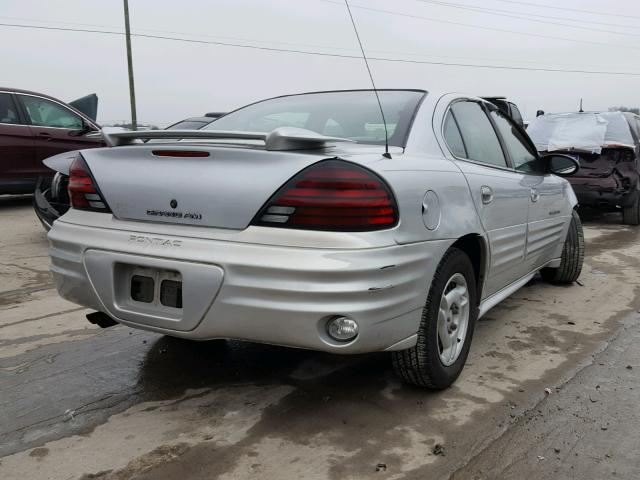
[{"left": 204, "top": 90, "right": 426, "bottom": 147}]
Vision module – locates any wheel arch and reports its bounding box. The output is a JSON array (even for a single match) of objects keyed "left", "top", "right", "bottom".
[{"left": 450, "top": 233, "right": 488, "bottom": 305}]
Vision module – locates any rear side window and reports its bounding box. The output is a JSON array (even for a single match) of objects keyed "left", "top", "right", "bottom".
[
  {"left": 19, "top": 95, "right": 83, "bottom": 129},
  {"left": 450, "top": 101, "right": 507, "bottom": 168},
  {"left": 443, "top": 111, "right": 467, "bottom": 158},
  {"left": 490, "top": 110, "right": 541, "bottom": 173},
  {"left": 0, "top": 93, "right": 20, "bottom": 125}
]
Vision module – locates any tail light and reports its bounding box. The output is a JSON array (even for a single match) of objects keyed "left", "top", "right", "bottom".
[
  {"left": 252, "top": 160, "right": 398, "bottom": 231},
  {"left": 68, "top": 155, "right": 111, "bottom": 212}
]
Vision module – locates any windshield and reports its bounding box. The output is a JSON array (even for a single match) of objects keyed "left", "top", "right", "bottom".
[{"left": 205, "top": 90, "right": 426, "bottom": 147}]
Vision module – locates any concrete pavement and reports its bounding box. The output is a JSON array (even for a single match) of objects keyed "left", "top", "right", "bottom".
[{"left": 1, "top": 195, "right": 639, "bottom": 479}]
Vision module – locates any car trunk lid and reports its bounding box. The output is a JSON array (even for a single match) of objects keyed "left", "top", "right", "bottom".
[{"left": 80, "top": 145, "right": 332, "bottom": 230}]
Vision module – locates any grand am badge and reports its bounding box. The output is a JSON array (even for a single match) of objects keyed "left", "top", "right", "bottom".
[{"left": 146, "top": 209, "right": 202, "bottom": 220}]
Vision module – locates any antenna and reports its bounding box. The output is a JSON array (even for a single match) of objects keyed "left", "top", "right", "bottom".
[
  {"left": 579, "top": 98, "right": 584, "bottom": 113},
  {"left": 343, "top": 0, "right": 391, "bottom": 159}
]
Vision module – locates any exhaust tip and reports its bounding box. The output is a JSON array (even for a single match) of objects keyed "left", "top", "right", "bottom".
[{"left": 86, "top": 311, "right": 118, "bottom": 329}]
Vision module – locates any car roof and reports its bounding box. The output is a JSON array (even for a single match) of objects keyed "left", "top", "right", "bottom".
[
  {"left": 0, "top": 87, "right": 66, "bottom": 102},
  {"left": 0, "top": 86, "right": 100, "bottom": 127}
]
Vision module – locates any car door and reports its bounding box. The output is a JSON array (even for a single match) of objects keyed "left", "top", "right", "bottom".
[
  {"left": 0, "top": 92, "right": 36, "bottom": 183},
  {"left": 16, "top": 94, "right": 102, "bottom": 174},
  {"left": 489, "top": 109, "right": 572, "bottom": 271},
  {"left": 443, "top": 100, "right": 531, "bottom": 297}
]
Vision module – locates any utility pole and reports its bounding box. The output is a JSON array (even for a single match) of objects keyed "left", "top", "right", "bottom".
[{"left": 123, "top": 0, "right": 137, "bottom": 130}]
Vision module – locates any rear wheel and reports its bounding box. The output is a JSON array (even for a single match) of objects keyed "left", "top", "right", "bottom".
[
  {"left": 391, "top": 248, "right": 477, "bottom": 389},
  {"left": 541, "top": 209, "right": 584, "bottom": 283},
  {"left": 622, "top": 195, "right": 640, "bottom": 225}
]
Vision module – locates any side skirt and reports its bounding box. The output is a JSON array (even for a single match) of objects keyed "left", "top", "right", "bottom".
[{"left": 478, "top": 258, "right": 561, "bottom": 319}]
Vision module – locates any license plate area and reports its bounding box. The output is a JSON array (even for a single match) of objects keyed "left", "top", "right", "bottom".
[
  {"left": 125, "top": 265, "right": 183, "bottom": 310},
  {"left": 85, "top": 250, "right": 224, "bottom": 331}
]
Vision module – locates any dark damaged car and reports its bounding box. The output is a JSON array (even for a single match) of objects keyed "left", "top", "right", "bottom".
[{"left": 527, "top": 111, "right": 640, "bottom": 224}]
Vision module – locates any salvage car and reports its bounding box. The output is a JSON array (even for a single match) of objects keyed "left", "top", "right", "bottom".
[
  {"left": 0, "top": 88, "right": 103, "bottom": 195},
  {"left": 45, "top": 90, "right": 584, "bottom": 389},
  {"left": 165, "top": 113, "right": 224, "bottom": 130},
  {"left": 527, "top": 111, "right": 640, "bottom": 224}
]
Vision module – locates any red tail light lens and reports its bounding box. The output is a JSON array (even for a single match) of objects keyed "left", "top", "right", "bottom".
[
  {"left": 68, "top": 155, "right": 111, "bottom": 212},
  {"left": 252, "top": 160, "right": 398, "bottom": 231}
]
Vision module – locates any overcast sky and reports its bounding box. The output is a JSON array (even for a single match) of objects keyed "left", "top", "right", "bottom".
[{"left": 2, "top": 0, "right": 639, "bottom": 126}]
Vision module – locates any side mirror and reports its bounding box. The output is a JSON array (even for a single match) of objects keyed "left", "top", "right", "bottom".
[
  {"left": 69, "top": 119, "right": 95, "bottom": 137},
  {"left": 544, "top": 154, "right": 579, "bottom": 177}
]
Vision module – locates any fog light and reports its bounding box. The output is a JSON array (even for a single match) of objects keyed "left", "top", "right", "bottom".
[{"left": 327, "top": 316, "right": 358, "bottom": 342}]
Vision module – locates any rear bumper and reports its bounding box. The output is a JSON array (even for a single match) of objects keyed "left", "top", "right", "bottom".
[{"left": 48, "top": 219, "right": 449, "bottom": 353}]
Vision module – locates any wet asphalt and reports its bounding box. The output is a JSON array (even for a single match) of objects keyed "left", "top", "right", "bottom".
[{"left": 1, "top": 196, "right": 640, "bottom": 479}]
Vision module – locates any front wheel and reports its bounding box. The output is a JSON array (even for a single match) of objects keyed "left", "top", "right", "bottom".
[
  {"left": 540, "top": 209, "right": 584, "bottom": 283},
  {"left": 391, "top": 247, "right": 478, "bottom": 390}
]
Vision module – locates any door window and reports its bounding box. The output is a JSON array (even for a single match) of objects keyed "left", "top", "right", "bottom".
[
  {"left": 450, "top": 101, "right": 507, "bottom": 168},
  {"left": 490, "top": 110, "right": 542, "bottom": 173},
  {"left": 19, "top": 95, "right": 83, "bottom": 129},
  {"left": 0, "top": 93, "right": 20, "bottom": 124}
]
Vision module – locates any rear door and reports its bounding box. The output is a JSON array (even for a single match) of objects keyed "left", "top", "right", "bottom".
[
  {"left": 444, "top": 100, "right": 531, "bottom": 297},
  {"left": 16, "top": 94, "right": 102, "bottom": 173},
  {"left": 489, "top": 109, "right": 570, "bottom": 271},
  {"left": 0, "top": 92, "right": 36, "bottom": 182}
]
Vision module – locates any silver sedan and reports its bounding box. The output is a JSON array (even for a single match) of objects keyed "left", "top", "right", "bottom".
[{"left": 45, "top": 89, "right": 584, "bottom": 389}]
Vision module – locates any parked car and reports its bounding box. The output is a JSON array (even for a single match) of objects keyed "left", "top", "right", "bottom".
[
  {"left": 482, "top": 96, "right": 524, "bottom": 128},
  {"left": 527, "top": 111, "right": 640, "bottom": 224},
  {"left": 165, "top": 113, "right": 223, "bottom": 130},
  {"left": 45, "top": 90, "right": 584, "bottom": 389},
  {"left": 34, "top": 113, "right": 224, "bottom": 229},
  {"left": 0, "top": 88, "right": 104, "bottom": 196}
]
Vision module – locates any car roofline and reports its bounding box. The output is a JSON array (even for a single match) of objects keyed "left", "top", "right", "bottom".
[
  {"left": 218, "top": 89, "right": 428, "bottom": 118},
  {"left": 0, "top": 87, "right": 101, "bottom": 128}
]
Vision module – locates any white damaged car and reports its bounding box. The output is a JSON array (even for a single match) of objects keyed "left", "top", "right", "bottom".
[{"left": 46, "top": 90, "right": 584, "bottom": 389}]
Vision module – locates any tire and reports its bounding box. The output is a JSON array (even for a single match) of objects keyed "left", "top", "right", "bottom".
[
  {"left": 391, "top": 247, "right": 478, "bottom": 390},
  {"left": 540, "top": 209, "right": 584, "bottom": 284},
  {"left": 622, "top": 195, "right": 640, "bottom": 225}
]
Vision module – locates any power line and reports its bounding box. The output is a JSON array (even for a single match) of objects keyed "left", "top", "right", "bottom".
[
  {"left": 488, "top": 0, "right": 640, "bottom": 20},
  {"left": 0, "top": 15, "right": 364, "bottom": 54},
  {"left": 0, "top": 14, "right": 609, "bottom": 67},
  {"left": 413, "top": 0, "right": 640, "bottom": 37},
  {"left": 320, "top": 1, "right": 640, "bottom": 50},
  {"left": 5, "top": 11, "right": 638, "bottom": 64},
  {"left": 407, "top": 2, "right": 640, "bottom": 30},
  {"left": 2, "top": 22, "right": 640, "bottom": 77}
]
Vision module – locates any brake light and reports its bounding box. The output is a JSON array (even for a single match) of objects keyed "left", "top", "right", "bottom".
[
  {"left": 68, "top": 155, "right": 111, "bottom": 212},
  {"left": 253, "top": 160, "right": 398, "bottom": 231},
  {"left": 152, "top": 150, "right": 210, "bottom": 157}
]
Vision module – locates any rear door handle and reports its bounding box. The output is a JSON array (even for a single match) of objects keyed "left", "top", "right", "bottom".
[
  {"left": 481, "top": 186, "right": 494, "bottom": 205},
  {"left": 531, "top": 188, "right": 540, "bottom": 202}
]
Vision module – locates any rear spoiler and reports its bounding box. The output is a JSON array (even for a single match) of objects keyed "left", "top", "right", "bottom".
[{"left": 101, "top": 127, "right": 354, "bottom": 151}]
